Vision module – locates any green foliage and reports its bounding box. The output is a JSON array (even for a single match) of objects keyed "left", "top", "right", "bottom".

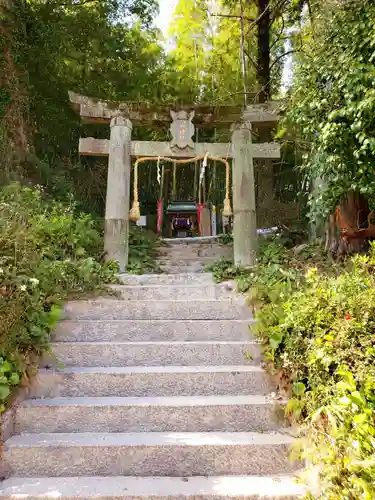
[
  {"left": 254, "top": 239, "right": 375, "bottom": 498},
  {"left": 127, "top": 225, "right": 161, "bottom": 274},
  {"left": 0, "top": 183, "right": 117, "bottom": 411},
  {"left": 168, "top": 0, "right": 258, "bottom": 104},
  {"left": 206, "top": 259, "right": 252, "bottom": 292},
  {"left": 217, "top": 233, "right": 233, "bottom": 245},
  {"left": 0, "top": 0, "right": 169, "bottom": 192},
  {"left": 21, "top": 0, "right": 164, "bottom": 157},
  {"left": 285, "top": 0, "right": 375, "bottom": 221},
  {"left": 0, "top": 89, "right": 12, "bottom": 117},
  {"left": 207, "top": 237, "right": 306, "bottom": 294}
]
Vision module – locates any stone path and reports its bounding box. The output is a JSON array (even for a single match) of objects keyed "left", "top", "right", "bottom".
[{"left": 0, "top": 239, "right": 303, "bottom": 498}]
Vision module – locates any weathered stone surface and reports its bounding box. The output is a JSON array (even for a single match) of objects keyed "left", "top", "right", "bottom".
[
  {"left": 17, "top": 395, "right": 285, "bottom": 433},
  {"left": 0, "top": 474, "right": 305, "bottom": 499},
  {"left": 29, "top": 366, "right": 273, "bottom": 398},
  {"left": 104, "top": 114, "right": 132, "bottom": 271},
  {"left": 4, "top": 431, "right": 295, "bottom": 477},
  {"left": 53, "top": 319, "right": 254, "bottom": 342},
  {"left": 159, "top": 265, "right": 207, "bottom": 274},
  {"left": 170, "top": 110, "right": 195, "bottom": 149},
  {"left": 79, "top": 138, "right": 280, "bottom": 159},
  {"left": 104, "top": 219, "right": 128, "bottom": 272},
  {"left": 2, "top": 239, "right": 296, "bottom": 497},
  {"left": 108, "top": 284, "right": 234, "bottom": 301},
  {"left": 232, "top": 121, "right": 257, "bottom": 267},
  {"left": 158, "top": 245, "right": 233, "bottom": 259},
  {"left": 243, "top": 102, "right": 280, "bottom": 124},
  {"left": 69, "top": 92, "right": 282, "bottom": 127},
  {"left": 157, "top": 257, "right": 218, "bottom": 266},
  {"left": 63, "top": 299, "right": 251, "bottom": 321},
  {"left": 48, "top": 341, "right": 260, "bottom": 367},
  {"left": 119, "top": 273, "right": 214, "bottom": 285}
]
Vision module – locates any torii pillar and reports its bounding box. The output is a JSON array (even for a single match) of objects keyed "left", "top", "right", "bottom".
[
  {"left": 104, "top": 109, "right": 132, "bottom": 272},
  {"left": 231, "top": 120, "right": 257, "bottom": 267}
]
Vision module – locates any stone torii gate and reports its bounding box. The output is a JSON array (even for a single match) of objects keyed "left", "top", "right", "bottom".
[{"left": 69, "top": 92, "right": 280, "bottom": 272}]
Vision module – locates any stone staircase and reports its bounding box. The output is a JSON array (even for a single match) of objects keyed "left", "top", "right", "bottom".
[
  {"left": 0, "top": 239, "right": 303, "bottom": 498},
  {"left": 158, "top": 237, "right": 233, "bottom": 273}
]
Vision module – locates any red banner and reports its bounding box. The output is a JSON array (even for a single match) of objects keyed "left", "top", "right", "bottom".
[
  {"left": 197, "top": 203, "right": 206, "bottom": 236},
  {"left": 157, "top": 200, "right": 163, "bottom": 234}
]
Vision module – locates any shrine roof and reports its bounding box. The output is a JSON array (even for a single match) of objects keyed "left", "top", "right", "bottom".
[{"left": 69, "top": 92, "right": 280, "bottom": 127}]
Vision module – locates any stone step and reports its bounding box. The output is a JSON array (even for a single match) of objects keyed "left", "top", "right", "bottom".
[
  {"left": 16, "top": 395, "right": 285, "bottom": 433},
  {"left": 53, "top": 319, "right": 254, "bottom": 342},
  {"left": 159, "top": 265, "right": 206, "bottom": 274},
  {"left": 0, "top": 475, "right": 305, "bottom": 499},
  {"left": 157, "top": 258, "right": 217, "bottom": 266},
  {"left": 162, "top": 236, "right": 223, "bottom": 245},
  {"left": 119, "top": 273, "right": 214, "bottom": 286},
  {"left": 159, "top": 247, "right": 232, "bottom": 259},
  {"left": 48, "top": 341, "right": 260, "bottom": 367},
  {"left": 158, "top": 251, "right": 202, "bottom": 259},
  {"left": 63, "top": 299, "right": 251, "bottom": 321},
  {"left": 30, "top": 366, "right": 273, "bottom": 398},
  {"left": 4, "top": 431, "right": 295, "bottom": 477},
  {"left": 109, "top": 283, "right": 235, "bottom": 301}
]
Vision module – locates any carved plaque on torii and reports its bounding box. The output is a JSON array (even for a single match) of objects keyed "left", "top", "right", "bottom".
[{"left": 169, "top": 110, "right": 195, "bottom": 149}]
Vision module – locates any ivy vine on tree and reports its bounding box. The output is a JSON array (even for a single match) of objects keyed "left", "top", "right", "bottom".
[{"left": 284, "top": 0, "right": 375, "bottom": 224}]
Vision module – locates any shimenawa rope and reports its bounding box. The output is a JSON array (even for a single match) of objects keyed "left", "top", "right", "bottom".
[{"left": 129, "top": 155, "right": 232, "bottom": 221}]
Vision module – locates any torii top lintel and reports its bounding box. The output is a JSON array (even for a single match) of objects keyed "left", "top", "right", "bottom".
[{"left": 69, "top": 92, "right": 280, "bottom": 128}]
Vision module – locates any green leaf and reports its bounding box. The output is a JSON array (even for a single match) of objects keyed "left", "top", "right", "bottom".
[
  {"left": 8, "top": 372, "right": 20, "bottom": 386},
  {"left": 1, "top": 361, "right": 12, "bottom": 374},
  {"left": 0, "top": 384, "right": 10, "bottom": 401},
  {"left": 350, "top": 391, "right": 366, "bottom": 407},
  {"left": 293, "top": 382, "right": 306, "bottom": 396},
  {"left": 269, "top": 330, "right": 283, "bottom": 349},
  {"left": 353, "top": 413, "right": 367, "bottom": 424}
]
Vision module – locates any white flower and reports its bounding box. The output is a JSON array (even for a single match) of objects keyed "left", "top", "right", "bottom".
[
  {"left": 20, "top": 285, "right": 27, "bottom": 291},
  {"left": 29, "top": 278, "right": 39, "bottom": 286},
  {"left": 0, "top": 268, "right": 3, "bottom": 274}
]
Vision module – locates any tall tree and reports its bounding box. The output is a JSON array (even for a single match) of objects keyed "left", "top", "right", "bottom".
[
  {"left": 285, "top": 0, "right": 375, "bottom": 252},
  {"left": 1, "top": 0, "right": 163, "bottom": 160},
  {"left": 167, "top": 0, "right": 208, "bottom": 102},
  {"left": 167, "top": 0, "right": 258, "bottom": 105}
]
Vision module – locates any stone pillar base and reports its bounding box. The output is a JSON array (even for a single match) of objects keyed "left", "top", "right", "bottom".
[{"left": 104, "top": 218, "right": 129, "bottom": 273}]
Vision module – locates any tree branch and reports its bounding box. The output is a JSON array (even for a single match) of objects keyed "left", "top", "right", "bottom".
[
  {"left": 271, "top": 0, "right": 290, "bottom": 22},
  {"left": 51, "top": 0, "right": 99, "bottom": 8},
  {"left": 269, "top": 49, "right": 304, "bottom": 72},
  {"left": 211, "top": 13, "right": 255, "bottom": 22},
  {"left": 211, "top": 1, "right": 273, "bottom": 32},
  {"left": 270, "top": 13, "right": 285, "bottom": 49},
  {"left": 270, "top": 36, "right": 289, "bottom": 50},
  {"left": 243, "top": 48, "right": 258, "bottom": 70}
]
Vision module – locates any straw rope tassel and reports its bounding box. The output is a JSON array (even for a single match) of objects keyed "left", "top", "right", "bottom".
[
  {"left": 129, "top": 155, "right": 232, "bottom": 221},
  {"left": 222, "top": 157, "right": 232, "bottom": 217},
  {"left": 129, "top": 159, "right": 141, "bottom": 221}
]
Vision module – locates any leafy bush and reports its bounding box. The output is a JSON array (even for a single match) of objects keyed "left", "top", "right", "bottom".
[
  {"left": 284, "top": 0, "right": 375, "bottom": 221},
  {"left": 206, "top": 236, "right": 315, "bottom": 296},
  {"left": 255, "top": 243, "right": 375, "bottom": 499},
  {"left": 0, "top": 183, "right": 117, "bottom": 412},
  {"left": 217, "top": 233, "right": 233, "bottom": 245},
  {"left": 206, "top": 259, "right": 254, "bottom": 293},
  {"left": 127, "top": 225, "right": 161, "bottom": 274}
]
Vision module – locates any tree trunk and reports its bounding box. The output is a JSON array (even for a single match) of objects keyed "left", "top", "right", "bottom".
[
  {"left": 327, "top": 192, "right": 369, "bottom": 256},
  {"left": 256, "top": 0, "right": 271, "bottom": 103},
  {"left": 0, "top": 0, "right": 32, "bottom": 178}
]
